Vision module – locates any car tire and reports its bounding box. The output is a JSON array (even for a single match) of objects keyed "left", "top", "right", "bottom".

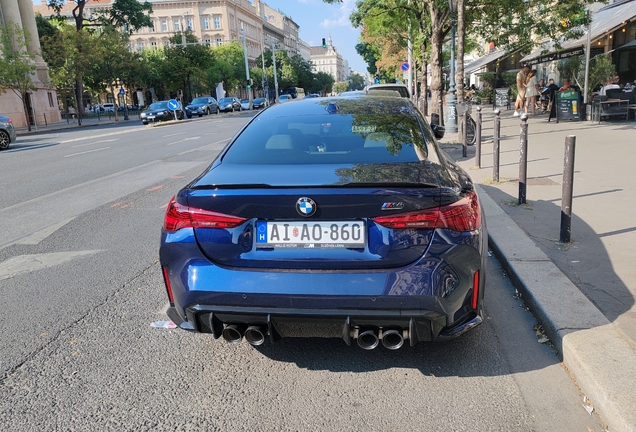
[
  {"left": 198, "top": 113, "right": 203, "bottom": 117},
  {"left": 232, "top": 107, "right": 235, "bottom": 112},
  {"left": 205, "top": 108, "right": 210, "bottom": 115},
  {"left": 186, "top": 114, "right": 192, "bottom": 119},
  {"left": 215, "top": 108, "right": 219, "bottom": 115},
  {"left": 142, "top": 121, "right": 148, "bottom": 125},
  {"left": 0, "top": 130, "right": 10, "bottom": 150}
]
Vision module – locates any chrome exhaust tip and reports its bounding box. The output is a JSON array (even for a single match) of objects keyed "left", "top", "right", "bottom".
[
  {"left": 222, "top": 324, "right": 244, "bottom": 345},
  {"left": 357, "top": 329, "right": 380, "bottom": 350},
  {"left": 244, "top": 326, "right": 266, "bottom": 346},
  {"left": 381, "top": 329, "right": 404, "bottom": 350}
]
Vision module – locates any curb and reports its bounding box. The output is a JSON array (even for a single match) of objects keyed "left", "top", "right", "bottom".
[{"left": 478, "top": 185, "right": 636, "bottom": 432}]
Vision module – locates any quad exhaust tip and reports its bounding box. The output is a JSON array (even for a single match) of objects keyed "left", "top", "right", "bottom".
[
  {"left": 244, "top": 326, "right": 267, "bottom": 346},
  {"left": 222, "top": 324, "right": 244, "bottom": 345},
  {"left": 357, "top": 329, "right": 380, "bottom": 350},
  {"left": 381, "top": 329, "right": 404, "bottom": 350}
]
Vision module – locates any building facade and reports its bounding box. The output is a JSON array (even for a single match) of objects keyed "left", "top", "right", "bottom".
[
  {"left": 310, "top": 35, "right": 345, "bottom": 83},
  {"left": 254, "top": 0, "right": 300, "bottom": 58},
  {"left": 1, "top": 0, "right": 61, "bottom": 127}
]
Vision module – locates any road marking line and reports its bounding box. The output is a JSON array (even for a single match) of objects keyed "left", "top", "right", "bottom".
[
  {"left": 163, "top": 132, "right": 187, "bottom": 137},
  {"left": 65, "top": 147, "right": 110, "bottom": 157},
  {"left": 59, "top": 128, "right": 146, "bottom": 143},
  {"left": 166, "top": 136, "right": 201, "bottom": 146},
  {"left": 0, "top": 251, "right": 102, "bottom": 281},
  {"left": 72, "top": 139, "right": 118, "bottom": 148},
  {"left": 177, "top": 138, "right": 228, "bottom": 155},
  {"left": 16, "top": 218, "right": 75, "bottom": 245}
]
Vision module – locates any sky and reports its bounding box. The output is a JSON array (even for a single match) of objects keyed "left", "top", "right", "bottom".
[{"left": 261, "top": 0, "right": 369, "bottom": 75}]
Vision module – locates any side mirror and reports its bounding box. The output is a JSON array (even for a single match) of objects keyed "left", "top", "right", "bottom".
[{"left": 431, "top": 124, "right": 445, "bottom": 139}]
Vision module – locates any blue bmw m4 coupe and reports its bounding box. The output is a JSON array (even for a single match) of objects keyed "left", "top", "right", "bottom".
[{"left": 160, "top": 94, "right": 487, "bottom": 350}]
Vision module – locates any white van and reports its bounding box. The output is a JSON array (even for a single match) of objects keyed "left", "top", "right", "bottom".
[{"left": 102, "top": 103, "right": 115, "bottom": 112}]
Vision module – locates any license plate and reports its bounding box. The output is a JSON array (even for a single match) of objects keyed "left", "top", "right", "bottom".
[
  {"left": 148, "top": 115, "right": 155, "bottom": 119},
  {"left": 255, "top": 221, "right": 366, "bottom": 248}
]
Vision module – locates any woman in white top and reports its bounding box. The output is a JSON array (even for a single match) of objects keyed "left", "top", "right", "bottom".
[{"left": 524, "top": 70, "right": 539, "bottom": 115}]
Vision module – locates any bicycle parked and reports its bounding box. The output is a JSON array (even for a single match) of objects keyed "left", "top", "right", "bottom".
[{"left": 457, "top": 101, "right": 476, "bottom": 146}]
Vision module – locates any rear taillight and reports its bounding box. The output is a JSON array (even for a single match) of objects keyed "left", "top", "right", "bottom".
[
  {"left": 163, "top": 196, "right": 248, "bottom": 232},
  {"left": 372, "top": 191, "right": 481, "bottom": 232}
]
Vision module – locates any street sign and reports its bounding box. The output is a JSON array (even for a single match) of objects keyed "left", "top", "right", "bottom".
[
  {"left": 119, "top": 87, "right": 125, "bottom": 95},
  {"left": 401, "top": 62, "right": 410, "bottom": 72},
  {"left": 167, "top": 99, "right": 179, "bottom": 111}
]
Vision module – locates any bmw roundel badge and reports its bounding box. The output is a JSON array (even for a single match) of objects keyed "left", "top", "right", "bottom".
[{"left": 296, "top": 197, "right": 317, "bottom": 217}]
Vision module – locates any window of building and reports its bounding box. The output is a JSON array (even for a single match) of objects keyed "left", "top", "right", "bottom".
[
  {"left": 204, "top": 39, "right": 211, "bottom": 46},
  {"left": 138, "top": 42, "right": 145, "bottom": 51},
  {"left": 214, "top": 16, "right": 221, "bottom": 29},
  {"left": 174, "top": 19, "right": 180, "bottom": 31},
  {"left": 151, "top": 41, "right": 158, "bottom": 49},
  {"left": 202, "top": 17, "right": 209, "bottom": 30},
  {"left": 186, "top": 18, "right": 193, "bottom": 31},
  {"left": 216, "top": 38, "right": 223, "bottom": 46},
  {"left": 161, "top": 20, "right": 168, "bottom": 32},
  {"left": 47, "top": 92, "right": 54, "bottom": 108}
]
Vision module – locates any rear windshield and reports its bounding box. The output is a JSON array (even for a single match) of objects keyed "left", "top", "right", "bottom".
[
  {"left": 222, "top": 112, "right": 429, "bottom": 165},
  {"left": 191, "top": 98, "right": 208, "bottom": 104},
  {"left": 219, "top": 98, "right": 233, "bottom": 103},
  {"left": 149, "top": 102, "right": 168, "bottom": 110}
]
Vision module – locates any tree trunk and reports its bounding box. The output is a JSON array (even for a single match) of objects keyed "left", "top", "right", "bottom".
[
  {"left": 456, "top": 0, "right": 465, "bottom": 102},
  {"left": 21, "top": 92, "right": 31, "bottom": 132},
  {"left": 419, "top": 50, "right": 428, "bottom": 117},
  {"left": 428, "top": 3, "right": 447, "bottom": 118}
]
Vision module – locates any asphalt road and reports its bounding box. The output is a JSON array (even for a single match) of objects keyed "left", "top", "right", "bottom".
[{"left": 0, "top": 114, "right": 605, "bottom": 431}]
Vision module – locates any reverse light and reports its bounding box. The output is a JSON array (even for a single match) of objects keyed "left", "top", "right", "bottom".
[
  {"left": 163, "top": 196, "right": 248, "bottom": 232},
  {"left": 372, "top": 191, "right": 481, "bottom": 232}
]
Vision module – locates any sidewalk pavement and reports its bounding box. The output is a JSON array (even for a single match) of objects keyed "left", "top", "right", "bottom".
[
  {"left": 440, "top": 108, "right": 636, "bottom": 432},
  {"left": 14, "top": 114, "right": 139, "bottom": 136}
]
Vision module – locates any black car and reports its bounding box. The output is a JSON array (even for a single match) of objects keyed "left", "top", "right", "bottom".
[
  {"left": 185, "top": 97, "right": 219, "bottom": 118},
  {"left": 252, "top": 97, "right": 266, "bottom": 109},
  {"left": 140, "top": 101, "right": 184, "bottom": 125},
  {"left": 218, "top": 97, "right": 242, "bottom": 113}
]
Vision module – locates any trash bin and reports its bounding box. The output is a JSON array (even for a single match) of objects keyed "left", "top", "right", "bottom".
[{"left": 430, "top": 113, "right": 440, "bottom": 125}]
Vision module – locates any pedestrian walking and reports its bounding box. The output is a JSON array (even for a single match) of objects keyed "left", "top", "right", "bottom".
[
  {"left": 514, "top": 66, "right": 530, "bottom": 117},
  {"left": 68, "top": 106, "right": 76, "bottom": 123},
  {"left": 525, "top": 70, "right": 539, "bottom": 115}
]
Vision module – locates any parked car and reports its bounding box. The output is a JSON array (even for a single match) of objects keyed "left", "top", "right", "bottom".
[
  {"left": 278, "top": 94, "right": 291, "bottom": 103},
  {"left": 159, "top": 94, "right": 487, "bottom": 349},
  {"left": 0, "top": 115, "right": 17, "bottom": 150},
  {"left": 240, "top": 99, "right": 251, "bottom": 110},
  {"left": 252, "top": 97, "right": 266, "bottom": 109},
  {"left": 305, "top": 94, "right": 320, "bottom": 98},
  {"left": 185, "top": 97, "right": 219, "bottom": 118},
  {"left": 140, "top": 100, "right": 184, "bottom": 125},
  {"left": 366, "top": 83, "right": 411, "bottom": 98},
  {"left": 101, "top": 103, "right": 116, "bottom": 112},
  {"left": 218, "top": 97, "right": 242, "bottom": 113}
]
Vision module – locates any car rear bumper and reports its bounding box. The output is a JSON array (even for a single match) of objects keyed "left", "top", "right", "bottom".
[{"left": 167, "top": 301, "right": 483, "bottom": 345}]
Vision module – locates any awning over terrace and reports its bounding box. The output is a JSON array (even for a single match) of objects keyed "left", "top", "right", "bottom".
[
  {"left": 465, "top": 49, "right": 508, "bottom": 73},
  {"left": 521, "top": 0, "right": 636, "bottom": 66}
]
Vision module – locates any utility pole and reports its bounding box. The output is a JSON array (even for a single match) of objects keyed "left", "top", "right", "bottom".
[
  {"left": 272, "top": 41, "right": 279, "bottom": 104},
  {"left": 241, "top": 23, "right": 253, "bottom": 109},
  {"left": 407, "top": 0, "right": 413, "bottom": 100}
]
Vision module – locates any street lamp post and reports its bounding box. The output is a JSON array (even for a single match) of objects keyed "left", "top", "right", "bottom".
[{"left": 446, "top": 0, "right": 458, "bottom": 133}]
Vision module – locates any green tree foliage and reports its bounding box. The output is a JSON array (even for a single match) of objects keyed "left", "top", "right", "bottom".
[
  {"left": 46, "top": 0, "right": 153, "bottom": 124},
  {"left": 207, "top": 42, "right": 247, "bottom": 96},
  {"left": 348, "top": 73, "right": 366, "bottom": 90},
  {"left": 0, "top": 23, "right": 37, "bottom": 131}
]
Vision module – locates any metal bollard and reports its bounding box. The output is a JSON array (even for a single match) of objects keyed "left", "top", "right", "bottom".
[
  {"left": 518, "top": 114, "right": 529, "bottom": 204},
  {"left": 476, "top": 106, "right": 482, "bottom": 168},
  {"left": 438, "top": 98, "right": 444, "bottom": 127},
  {"left": 493, "top": 109, "right": 501, "bottom": 182},
  {"left": 462, "top": 110, "right": 468, "bottom": 157},
  {"left": 560, "top": 136, "right": 576, "bottom": 243},
  {"left": 43, "top": 113, "right": 47, "bottom": 126}
]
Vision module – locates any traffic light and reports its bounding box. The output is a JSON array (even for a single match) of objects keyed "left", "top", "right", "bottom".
[
  {"left": 246, "top": 79, "right": 251, "bottom": 89},
  {"left": 321, "top": 38, "right": 326, "bottom": 49}
]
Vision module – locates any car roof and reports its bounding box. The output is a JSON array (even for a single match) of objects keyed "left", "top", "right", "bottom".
[
  {"left": 366, "top": 84, "right": 411, "bottom": 98},
  {"left": 257, "top": 94, "right": 416, "bottom": 120}
]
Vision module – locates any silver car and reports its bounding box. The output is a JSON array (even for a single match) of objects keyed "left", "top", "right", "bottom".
[{"left": 0, "top": 115, "right": 17, "bottom": 150}]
